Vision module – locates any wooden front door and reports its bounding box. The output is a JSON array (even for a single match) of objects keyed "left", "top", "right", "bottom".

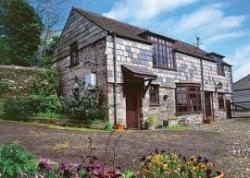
[
  {"left": 125, "top": 80, "right": 143, "bottom": 129},
  {"left": 205, "top": 92, "right": 213, "bottom": 119}
]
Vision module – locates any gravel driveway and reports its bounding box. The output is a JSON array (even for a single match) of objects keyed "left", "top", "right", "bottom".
[{"left": 0, "top": 119, "right": 249, "bottom": 178}]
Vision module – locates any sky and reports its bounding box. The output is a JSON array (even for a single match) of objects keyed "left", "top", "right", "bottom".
[{"left": 56, "top": 0, "right": 250, "bottom": 82}]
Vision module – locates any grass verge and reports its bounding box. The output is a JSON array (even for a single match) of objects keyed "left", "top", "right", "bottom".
[{"left": 166, "top": 124, "right": 189, "bottom": 131}]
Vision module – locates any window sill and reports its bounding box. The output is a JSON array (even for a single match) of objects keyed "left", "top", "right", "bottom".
[
  {"left": 69, "top": 62, "right": 79, "bottom": 68},
  {"left": 149, "top": 104, "right": 160, "bottom": 107},
  {"left": 153, "top": 66, "right": 177, "bottom": 72}
]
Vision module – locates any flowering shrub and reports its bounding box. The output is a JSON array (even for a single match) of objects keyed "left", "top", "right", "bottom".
[
  {"left": 140, "top": 150, "right": 219, "bottom": 178},
  {"left": 37, "top": 158, "right": 136, "bottom": 178}
]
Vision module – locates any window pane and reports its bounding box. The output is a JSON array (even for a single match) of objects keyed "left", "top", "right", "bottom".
[
  {"left": 150, "top": 85, "right": 159, "bottom": 105},
  {"left": 176, "top": 85, "right": 201, "bottom": 114}
]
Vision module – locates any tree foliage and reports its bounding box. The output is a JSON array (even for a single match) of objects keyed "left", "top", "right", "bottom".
[
  {"left": 39, "top": 35, "right": 60, "bottom": 67},
  {"left": 0, "top": 0, "right": 43, "bottom": 66}
]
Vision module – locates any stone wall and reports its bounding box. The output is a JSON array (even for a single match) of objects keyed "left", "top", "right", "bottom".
[
  {"left": 54, "top": 9, "right": 109, "bottom": 97},
  {"left": 106, "top": 36, "right": 233, "bottom": 126},
  {"left": 54, "top": 9, "right": 107, "bottom": 61},
  {"left": 56, "top": 39, "right": 107, "bottom": 97},
  {"left": 0, "top": 65, "right": 41, "bottom": 98}
]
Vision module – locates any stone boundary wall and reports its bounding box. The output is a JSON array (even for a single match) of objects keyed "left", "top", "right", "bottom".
[{"left": 0, "top": 65, "right": 42, "bottom": 98}]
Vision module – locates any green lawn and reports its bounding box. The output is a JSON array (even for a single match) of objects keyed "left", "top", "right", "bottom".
[
  {"left": 166, "top": 124, "right": 189, "bottom": 131},
  {"left": 34, "top": 112, "right": 69, "bottom": 120}
]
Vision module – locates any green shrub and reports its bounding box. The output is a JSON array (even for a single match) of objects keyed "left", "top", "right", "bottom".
[
  {"left": 65, "top": 77, "right": 108, "bottom": 121},
  {"left": 0, "top": 81, "right": 8, "bottom": 97},
  {"left": 29, "top": 68, "right": 60, "bottom": 96},
  {"left": 104, "top": 122, "right": 114, "bottom": 131},
  {"left": 28, "top": 95, "right": 64, "bottom": 113},
  {"left": 0, "top": 102, "right": 3, "bottom": 117},
  {"left": 2, "top": 97, "right": 34, "bottom": 120},
  {"left": 2, "top": 95, "right": 64, "bottom": 120},
  {"left": 0, "top": 144, "right": 37, "bottom": 178}
]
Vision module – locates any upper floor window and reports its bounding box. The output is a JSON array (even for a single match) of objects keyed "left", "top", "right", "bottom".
[
  {"left": 149, "top": 36, "right": 175, "bottom": 70},
  {"left": 149, "top": 85, "right": 159, "bottom": 106},
  {"left": 70, "top": 42, "right": 79, "bottom": 66},
  {"left": 218, "top": 93, "right": 225, "bottom": 109},
  {"left": 217, "top": 61, "right": 225, "bottom": 76},
  {"left": 176, "top": 84, "right": 201, "bottom": 114}
]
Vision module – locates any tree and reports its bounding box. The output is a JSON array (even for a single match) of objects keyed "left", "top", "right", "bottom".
[
  {"left": 0, "top": 0, "right": 43, "bottom": 66},
  {"left": 27, "top": 0, "right": 69, "bottom": 66},
  {"left": 39, "top": 34, "right": 60, "bottom": 67}
]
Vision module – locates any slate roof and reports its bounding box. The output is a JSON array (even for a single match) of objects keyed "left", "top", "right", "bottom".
[
  {"left": 233, "top": 74, "right": 250, "bottom": 91},
  {"left": 74, "top": 8, "right": 149, "bottom": 44},
  {"left": 73, "top": 8, "right": 229, "bottom": 64}
]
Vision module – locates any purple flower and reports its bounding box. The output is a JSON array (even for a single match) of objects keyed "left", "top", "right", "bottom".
[
  {"left": 204, "top": 158, "right": 209, "bottom": 163},
  {"left": 39, "top": 159, "right": 52, "bottom": 172},
  {"left": 197, "top": 156, "right": 202, "bottom": 163},
  {"left": 59, "top": 161, "right": 68, "bottom": 174},
  {"left": 182, "top": 157, "right": 187, "bottom": 162},
  {"left": 206, "top": 169, "right": 212, "bottom": 176}
]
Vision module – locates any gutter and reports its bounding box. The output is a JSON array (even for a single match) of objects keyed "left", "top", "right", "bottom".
[
  {"left": 200, "top": 59, "right": 206, "bottom": 121},
  {"left": 112, "top": 33, "right": 118, "bottom": 125}
]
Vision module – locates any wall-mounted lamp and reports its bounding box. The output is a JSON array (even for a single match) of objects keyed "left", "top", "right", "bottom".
[
  {"left": 214, "top": 81, "right": 223, "bottom": 92},
  {"left": 217, "top": 82, "right": 223, "bottom": 90}
]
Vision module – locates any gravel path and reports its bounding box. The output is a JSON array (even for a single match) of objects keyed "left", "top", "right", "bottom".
[{"left": 0, "top": 119, "right": 250, "bottom": 178}]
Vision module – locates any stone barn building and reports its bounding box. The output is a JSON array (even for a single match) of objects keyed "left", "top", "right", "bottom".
[{"left": 53, "top": 8, "right": 233, "bottom": 129}]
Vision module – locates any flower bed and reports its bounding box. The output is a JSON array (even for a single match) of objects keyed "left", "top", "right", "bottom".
[
  {"left": 140, "top": 150, "right": 223, "bottom": 178},
  {"left": 0, "top": 144, "right": 223, "bottom": 178}
]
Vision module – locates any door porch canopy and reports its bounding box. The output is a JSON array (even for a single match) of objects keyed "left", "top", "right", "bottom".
[{"left": 122, "top": 65, "right": 157, "bottom": 81}]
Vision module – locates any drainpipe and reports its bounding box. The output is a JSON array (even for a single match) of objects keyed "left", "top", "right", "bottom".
[
  {"left": 200, "top": 59, "right": 205, "bottom": 121},
  {"left": 112, "top": 33, "right": 118, "bottom": 125}
]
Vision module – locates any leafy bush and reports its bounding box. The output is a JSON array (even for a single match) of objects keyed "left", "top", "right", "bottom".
[
  {"left": 140, "top": 151, "right": 219, "bottom": 178},
  {"left": 145, "top": 115, "right": 157, "bottom": 128},
  {"left": 2, "top": 97, "right": 34, "bottom": 120},
  {"left": 0, "top": 102, "right": 3, "bottom": 116},
  {"left": 2, "top": 95, "right": 64, "bottom": 120},
  {"left": 28, "top": 95, "right": 64, "bottom": 113},
  {"left": 29, "top": 68, "right": 60, "bottom": 96},
  {"left": 65, "top": 78, "right": 108, "bottom": 121},
  {"left": 0, "top": 144, "right": 37, "bottom": 178},
  {"left": 0, "top": 81, "right": 7, "bottom": 97}
]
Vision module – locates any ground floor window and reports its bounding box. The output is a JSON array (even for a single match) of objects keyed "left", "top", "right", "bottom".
[
  {"left": 149, "top": 85, "right": 159, "bottom": 105},
  {"left": 218, "top": 93, "right": 225, "bottom": 109},
  {"left": 176, "top": 83, "right": 201, "bottom": 114}
]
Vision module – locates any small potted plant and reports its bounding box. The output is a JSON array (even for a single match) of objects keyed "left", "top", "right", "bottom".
[
  {"left": 145, "top": 116, "right": 156, "bottom": 130},
  {"left": 167, "top": 115, "right": 178, "bottom": 127},
  {"left": 114, "top": 120, "right": 125, "bottom": 132}
]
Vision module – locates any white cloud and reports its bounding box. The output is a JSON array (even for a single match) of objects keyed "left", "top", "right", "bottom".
[
  {"left": 205, "top": 31, "right": 247, "bottom": 45},
  {"left": 103, "top": 0, "right": 199, "bottom": 21},
  {"left": 170, "top": 3, "right": 247, "bottom": 45},
  {"left": 227, "top": 44, "right": 250, "bottom": 82}
]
